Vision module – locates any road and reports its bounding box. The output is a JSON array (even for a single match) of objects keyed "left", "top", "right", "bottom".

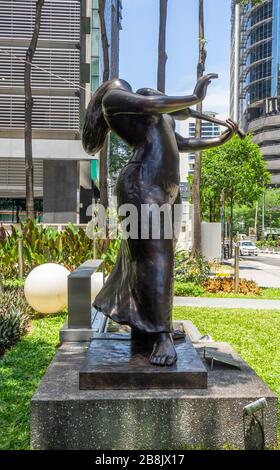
[
  {"left": 248, "top": 255, "right": 280, "bottom": 268},
  {"left": 228, "top": 253, "right": 280, "bottom": 287}
]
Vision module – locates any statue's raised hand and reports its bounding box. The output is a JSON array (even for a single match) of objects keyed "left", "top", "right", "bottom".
[
  {"left": 194, "top": 73, "right": 218, "bottom": 101},
  {"left": 220, "top": 119, "right": 240, "bottom": 144}
]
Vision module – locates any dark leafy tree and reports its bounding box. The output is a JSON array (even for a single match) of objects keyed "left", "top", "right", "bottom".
[
  {"left": 237, "top": 0, "right": 264, "bottom": 5},
  {"left": 199, "top": 135, "right": 270, "bottom": 252},
  {"left": 109, "top": 133, "right": 133, "bottom": 191}
]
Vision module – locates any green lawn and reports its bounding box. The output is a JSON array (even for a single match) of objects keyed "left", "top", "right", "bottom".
[
  {"left": 174, "top": 307, "right": 280, "bottom": 446},
  {"left": 0, "top": 308, "right": 279, "bottom": 450},
  {"left": 0, "top": 313, "right": 66, "bottom": 450}
]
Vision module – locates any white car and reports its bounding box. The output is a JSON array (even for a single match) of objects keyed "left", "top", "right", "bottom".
[{"left": 239, "top": 240, "right": 259, "bottom": 256}]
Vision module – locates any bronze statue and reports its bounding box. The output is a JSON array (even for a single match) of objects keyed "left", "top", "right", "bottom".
[{"left": 83, "top": 74, "right": 241, "bottom": 367}]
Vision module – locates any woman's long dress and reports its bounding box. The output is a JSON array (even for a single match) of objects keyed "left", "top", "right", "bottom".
[{"left": 94, "top": 115, "right": 180, "bottom": 334}]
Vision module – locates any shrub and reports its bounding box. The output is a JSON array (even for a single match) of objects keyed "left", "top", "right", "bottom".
[
  {"left": 3, "top": 278, "right": 25, "bottom": 290},
  {"left": 256, "top": 238, "right": 279, "bottom": 249},
  {"left": 174, "top": 281, "right": 205, "bottom": 297},
  {"left": 204, "top": 277, "right": 261, "bottom": 295},
  {"left": 0, "top": 220, "right": 121, "bottom": 278},
  {"left": 175, "top": 250, "right": 210, "bottom": 284},
  {"left": 0, "top": 289, "right": 31, "bottom": 354}
]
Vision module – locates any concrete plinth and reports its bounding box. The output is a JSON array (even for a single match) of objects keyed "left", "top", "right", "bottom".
[{"left": 30, "top": 341, "right": 278, "bottom": 450}]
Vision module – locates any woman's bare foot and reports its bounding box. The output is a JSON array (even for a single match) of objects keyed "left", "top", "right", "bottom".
[{"left": 149, "top": 333, "right": 177, "bottom": 366}]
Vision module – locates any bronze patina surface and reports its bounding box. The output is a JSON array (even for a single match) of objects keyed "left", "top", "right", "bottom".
[
  {"left": 79, "top": 333, "right": 207, "bottom": 390},
  {"left": 82, "top": 76, "right": 242, "bottom": 367}
]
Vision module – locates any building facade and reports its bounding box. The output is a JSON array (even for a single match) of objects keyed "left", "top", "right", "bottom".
[
  {"left": 230, "top": 0, "right": 280, "bottom": 185},
  {"left": 90, "top": 0, "right": 122, "bottom": 199},
  {"left": 179, "top": 112, "right": 222, "bottom": 178},
  {"left": 0, "top": 0, "right": 122, "bottom": 223},
  {"left": 177, "top": 112, "right": 222, "bottom": 250}
]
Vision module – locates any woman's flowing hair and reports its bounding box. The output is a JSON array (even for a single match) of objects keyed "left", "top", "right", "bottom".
[
  {"left": 82, "top": 81, "right": 110, "bottom": 156},
  {"left": 82, "top": 79, "right": 132, "bottom": 156}
]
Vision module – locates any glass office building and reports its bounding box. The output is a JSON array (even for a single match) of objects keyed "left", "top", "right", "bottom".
[
  {"left": 231, "top": 0, "right": 280, "bottom": 185},
  {"left": 91, "top": 0, "right": 122, "bottom": 92},
  {"left": 90, "top": 0, "right": 122, "bottom": 189}
]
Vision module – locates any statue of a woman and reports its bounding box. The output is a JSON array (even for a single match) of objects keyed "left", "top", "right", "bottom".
[{"left": 83, "top": 74, "right": 240, "bottom": 367}]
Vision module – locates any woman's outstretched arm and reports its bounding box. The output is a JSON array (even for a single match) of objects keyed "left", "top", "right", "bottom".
[
  {"left": 171, "top": 108, "right": 246, "bottom": 139},
  {"left": 102, "top": 74, "right": 218, "bottom": 116},
  {"left": 176, "top": 119, "right": 239, "bottom": 152}
]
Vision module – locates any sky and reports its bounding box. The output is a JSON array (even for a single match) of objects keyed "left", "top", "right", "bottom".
[{"left": 119, "top": 0, "right": 231, "bottom": 119}]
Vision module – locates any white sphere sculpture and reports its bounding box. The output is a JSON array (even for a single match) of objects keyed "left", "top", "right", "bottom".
[{"left": 24, "top": 263, "right": 70, "bottom": 314}]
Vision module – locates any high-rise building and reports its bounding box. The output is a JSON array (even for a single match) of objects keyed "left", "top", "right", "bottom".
[
  {"left": 177, "top": 112, "right": 222, "bottom": 250},
  {"left": 91, "top": 0, "right": 122, "bottom": 93},
  {"left": 230, "top": 0, "right": 280, "bottom": 185},
  {"left": 0, "top": 0, "right": 122, "bottom": 223},
  {"left": 178, "top": 112, "right": 222, "bottom": 178},
  {"left": 89, "top": 0, "right": 122, "bottom": 205}
]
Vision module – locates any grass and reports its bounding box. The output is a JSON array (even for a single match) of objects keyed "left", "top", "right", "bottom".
[
  {"left": 0, "top": 307, "right": 279, "bottom": 450},
  {"left": 174, "top": 307, "right": 280, "bottom": 445},
  {"left": 0, "top": 312, "right": 66, "bottom": 450}
]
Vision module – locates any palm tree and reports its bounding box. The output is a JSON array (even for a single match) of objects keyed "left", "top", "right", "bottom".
[
  {"left": 192, "top": 0, "right": 207, "bottom": 254},
  {"left": 24, "top": 0, "right": 45, "bottom": 220},
  {"left": 157, "top": 0, "right": 168, "bottom": 93},
  {"left": 98, "top": 0, "right": 110, "bottom": 210}
]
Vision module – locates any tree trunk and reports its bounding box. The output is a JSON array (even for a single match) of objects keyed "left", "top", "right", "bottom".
[
  {"left": 230, "top": 191, "right": 234, "bottom": 257},
  {"left": 24, "top": 0, "right": 44, "bottom": 220},
  {"left": 157, "top": 0, "right": 168, "bottom": 93},
  {"left": 99, "top": 136, "right": 109, "bottom": 210},
  {"left": 209, "top": 200, "right": 213, "bottom": 222},
  {"left": 192, "top": 0, "right": 207, "bottom": 254},
  {"left": 99, "top": 0, "right": 110, "bottom": 84},
  {"left": 98, "top": 0, "right": 110, "bottom": 209}
]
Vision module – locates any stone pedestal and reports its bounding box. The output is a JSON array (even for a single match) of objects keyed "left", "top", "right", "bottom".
[{"left": 30, "top": 341, "right": 278, "bottom": 450}]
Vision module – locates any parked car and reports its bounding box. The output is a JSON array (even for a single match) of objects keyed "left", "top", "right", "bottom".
[{"left": 239, "top": 240, "right": 259, "bottom": 256}]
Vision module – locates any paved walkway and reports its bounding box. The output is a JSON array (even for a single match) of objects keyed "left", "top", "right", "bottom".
[{"left": 174, "top": 296, "right": 280, "bottom": 310}]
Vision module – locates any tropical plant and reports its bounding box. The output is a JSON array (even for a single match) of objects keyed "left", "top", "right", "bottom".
[
  {"left": 0, "top": 220, "right": 120, "bottom": 279},
  {"left": 175, "top": 250, "right": 210, "bottom": 284},
  {"left": 101, "top": 236, "right": 121, "bottom": 274},
  {"left": 3, "top": 279, "right": 25, "bottom": 290},
  {"left": 204, "top": 277, "right": 261, "bottom": 295},
  {"left": 174, "top": 281, "right": 204, "bottom": 297},
  {"left": 0, "top": 289, "right": 31, "bottom": 354}
]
